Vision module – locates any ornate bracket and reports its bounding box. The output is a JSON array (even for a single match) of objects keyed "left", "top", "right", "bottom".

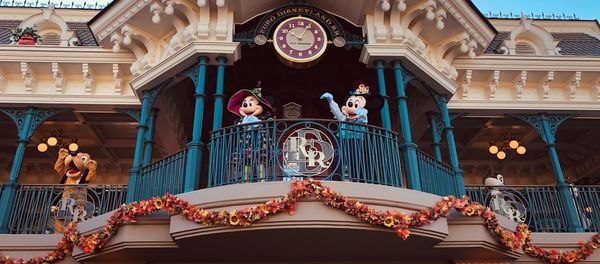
[
  {"left": 0, "top": 108, "right": 68, "bottom": 140},
  {"left": 509, "top": 114, "right": 570, "bottom": 144},
  {"left": 116, "top": 108, "right": 141, "bottom": 123},
  {"left": 180, "top": 64, "right": 200, "bottom": 87}
]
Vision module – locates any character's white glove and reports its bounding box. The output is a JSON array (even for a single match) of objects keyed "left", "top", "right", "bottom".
[
  {"left": 356, "top": 107, "right": 368, "bottom": 117},
  {"left": 320, "top": 92, "right": 333, "bottom": 101}
]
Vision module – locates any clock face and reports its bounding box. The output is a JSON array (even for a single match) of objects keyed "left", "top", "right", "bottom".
[{"left": 273, "top": 16, "right": 328, "bottom": 63}]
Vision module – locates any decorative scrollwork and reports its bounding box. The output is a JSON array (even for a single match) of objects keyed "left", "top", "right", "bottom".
[
  {"left": 233, "top": 30, "right": 257, "bottom": 48},
  {"left": 30, "top": 109, "right": 67, "bottom": 137},
  {"left": 343, "top": 32, "right": 366, "bottom": 50},
  {"left": 510, "top": 114, "right": 570, "bottom": 144},
  {"left": 116, "top": 109, "right": 141, "bottom": 123},
  {"left": 0, "top": 108, "right": 67, "bottom": 139},
  {"left": 0, "top": 108, "right": 27, "bottom": 135},
  {"left": 180, "top": 64, "right": 199, "bottom": 87}
]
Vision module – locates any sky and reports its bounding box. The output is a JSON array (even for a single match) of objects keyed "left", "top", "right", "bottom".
[
  {"left": 471, "top": 0, "right": 600, "bottom": 21},
  {"left": 10, "top": 0, "right": 599, "bottom": 21}
]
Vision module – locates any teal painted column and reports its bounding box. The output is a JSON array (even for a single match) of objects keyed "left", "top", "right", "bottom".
[
  {"left": 391, "top": 61, "right": 421, "bottom": 191},
  {"left": 142, "top": 109, "right": 158, "bottom": 166},
  {"left": 0, "top": 107, "right": 65, "bottom": 233},
  {"left": 512, "top": 113, "right": 583, "bottom": 232},
  {"left": 185, "top": 56, "right": 209, "bottom": 192},
  {"left": 126, "top": 92, "right": 152, "bottom": 202},
  {"left": 438, "top": 95, "right": 465, "bottom": 196},
  {"left": 540, "top": 114, "right": 583, "bottom": 232},
  {"left": 427, "top": 112, "right": 442, "bottom": 161},
  {"left": 374, "top": 60, "right": 392, "bottom": 130},
  {"left": 212, "top": 57, "right": 227, "bottom": 130}
]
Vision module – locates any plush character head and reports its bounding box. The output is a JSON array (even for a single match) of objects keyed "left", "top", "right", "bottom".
[
  {"left": 55, "top": 148, "right": 97, "bottom": 185},
  {"left": 342, "top": 95, "right": 367, "bottom": 120},
  {"left": 239, "top": 95, "right": 264, "bottom": 117},
  {"left": 484, "top": 172, "right": 504, "bottom": 186},
  {"left": 340, "top": 81, "right": 382, "bottom": 121},
  {"left": 64, "top": 152, "right": 92, "bottom": 179},
  {"left": 227, "top": 81, "right": 274, "bottom": 118}
]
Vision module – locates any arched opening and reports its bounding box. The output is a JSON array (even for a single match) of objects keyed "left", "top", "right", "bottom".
[
  {"left": 224, "top": 13, "right": 378, "bottom": 126},
  {"left": 514, "top": 41, "right": 537, "bottom": 55},
  {"left": 41, "top": 32, "right": 61, "bottom": 45}
]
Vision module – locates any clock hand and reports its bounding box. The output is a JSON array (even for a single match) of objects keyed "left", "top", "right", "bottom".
[
  {"left": 289, "top": 31, "right": 300, "bottom": 39},
  {"left": 298, "top": 27, "right": 309, "bottom": 39}
]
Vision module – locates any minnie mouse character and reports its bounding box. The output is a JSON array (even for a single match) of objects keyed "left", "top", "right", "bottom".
[
  {"left": 320, "top": 81, "right": 378, "bottom": 124},
  {"left": 227, "top": 81, "right": 275, "bottom": 125}
]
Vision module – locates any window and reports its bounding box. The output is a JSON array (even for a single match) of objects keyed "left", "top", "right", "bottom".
[
  {"left": 42, "top": 33, "right": 61, "bottom": 45},
  {"left": 515, "top": 42, "right": 537, "bottom": 55}
]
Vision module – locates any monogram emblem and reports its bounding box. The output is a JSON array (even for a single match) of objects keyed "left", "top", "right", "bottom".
[
  {"left": 487, "top": 189, "right": 528, "bottom": 224},
  {"left": 53, "top": 188, "right": 95, "bottom": 224},
  {"left": 281, "top": 128, "right": 335, "bottom": 177}
]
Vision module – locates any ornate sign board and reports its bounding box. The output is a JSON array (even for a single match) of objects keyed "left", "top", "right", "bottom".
[
  {"left": 280, "top": 127, "right": 337, "bottom": 177},
  {"left": 233, "top": 3, "right": 365, "bottom": 50},
  {"left": 255, "top": 4, "right": 346, "bottom": 47},
  {"left": 53, "top": 187, "right": 95, "bottom": 226}
]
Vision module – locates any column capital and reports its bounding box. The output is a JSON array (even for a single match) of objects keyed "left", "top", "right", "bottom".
[
  {"left": 197, "top": 56, "right": 209, "bottom": 64},
  {"left": 0, "top": 107, "right": 68, "bottom": 140},
  {"left": 216, "top": 56, "right": 228, "bottom": 64},
  {"left": 373, "top": 59, "right": 386, "bottom": 68},
  {"left": 509, "top": 113, "right": 570, "bottom": 144}
]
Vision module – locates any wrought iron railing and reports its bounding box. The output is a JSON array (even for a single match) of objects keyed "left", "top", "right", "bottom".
[
  {"left": 416, "top": 149, "right": 459, "bottom": 196},
  {"left": 465, "top": 185, "right": 600, "bottom": 233},
  {"left": 571, "top": 185, "right": 600, "bottom": 232},
  {"left": 208, "top": 119, "right": 403, "bottom": 187},
  {"left": 135, "top": 147, "right": 188, "bottom": 200},
  {"left": 7, "top": 184, "right": 126, "bottom": 234}
]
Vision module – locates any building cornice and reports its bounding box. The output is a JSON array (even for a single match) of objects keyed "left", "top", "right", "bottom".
[
  {"left": 0, "top": 46, "right": 135, "bottom": 63},
  {"left": 88, "top": 0, "right": 152, "bottom": 43},
  {"left": 454, "top": 55, "right": 600, "bottom": 71},
  {"left": 437, "top": 0, "right": 497, "bottom": 47}
]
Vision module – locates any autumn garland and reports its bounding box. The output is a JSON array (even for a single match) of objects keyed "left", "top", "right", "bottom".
[{"left": 1, "top": 179, "right": 599, "bottom": 264}]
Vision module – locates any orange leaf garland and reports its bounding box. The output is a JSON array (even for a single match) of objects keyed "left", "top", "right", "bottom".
[{"left": 0, "top": 179, "right": 598, "bottom": 264}]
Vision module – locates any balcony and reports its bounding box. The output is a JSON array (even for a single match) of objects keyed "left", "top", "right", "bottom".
[
  {"left": 466, "top": 185, "right": 600, "bottom": 233},
  {"left": 130, "top": 119, "right": 460, "bottom": 198},
  {"left": 1, "top": 184, "right": 126, "bottom": 234},
  {"left": 207, "top": 119, "right": 406, "bottom": 187},
  {"left": 3, "top": 119, "right": 599, "bottom": 235}
]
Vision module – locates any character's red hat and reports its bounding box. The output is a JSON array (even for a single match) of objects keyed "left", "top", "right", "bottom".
[{"left": 227, "top": 81, "right": 274, "bottom": 117}]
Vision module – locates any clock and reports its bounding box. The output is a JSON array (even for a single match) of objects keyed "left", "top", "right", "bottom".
[{"left": 273, "top": 16, "right": 328, "bottom": 64}]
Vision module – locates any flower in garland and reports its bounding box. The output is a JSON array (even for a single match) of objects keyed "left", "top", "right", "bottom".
[
  {"left": 396, "top": 228, "right": 410, "bottom": 240},
  {"left": 229, "top": 210, "right": 241, "bottom": 226},
  {"left": 153, "top": 198, "right": 164, "bottom": 209},
  {"left": 463, "top": 206, "right": 476, "bottom": 216},
  {"left": 383, "top": 216, "right": 394, "bottom": 227}
]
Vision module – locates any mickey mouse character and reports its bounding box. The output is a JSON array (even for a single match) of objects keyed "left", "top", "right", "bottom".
[
  {"left": 227, "top": 81, "right": 275, "bottom": 125},
  {"left": 320, "top": 81, "right": 378, "bottom": 124}
]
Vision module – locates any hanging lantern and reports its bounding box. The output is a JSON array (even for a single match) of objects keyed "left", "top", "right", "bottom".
[
  {"left": 68, "top": 142, "right": 79, "bottom": 152},
  {"left": 509, "top": 139, "right": 519, "bottom": 149},
  {"left": 497, "top": 151, "right": 506, "bottom": 160},
  {"left": 37, "top": 142, "right": 48, "bottom": 152},
  {"left": 488, "top": 145, "right": 499, "bottom": 154},
  {"left": 47, "top": 136, "right": 58, "bottom": 146},
  {"left": 517, "top": 146, "right": 526, "bottom": 155}
]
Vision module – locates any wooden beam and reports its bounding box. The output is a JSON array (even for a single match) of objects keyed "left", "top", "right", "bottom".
[
  {"left": 73, "top": 112, "right": 120, "bottom": 165},
  {"left": 458, "top": 118, "right": 493, "bottom": 159}
]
